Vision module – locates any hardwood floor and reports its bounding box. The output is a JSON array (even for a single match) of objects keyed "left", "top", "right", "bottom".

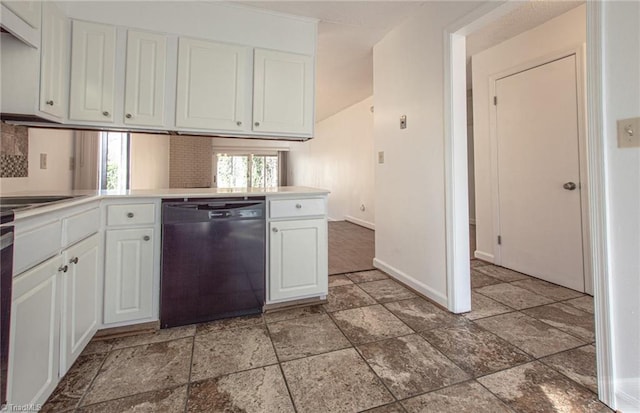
[{"left": 328, "top": 221, "right": 375, "bottom": 275}]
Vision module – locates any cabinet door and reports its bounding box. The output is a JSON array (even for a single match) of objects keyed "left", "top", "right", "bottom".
[
  {"left": 176, "top": 37, "right": 248, "bottom": 131},
  {"left": 8, "top": 256, "right": 62, "bottom": 407},
  {"left": 124, "top": 30, "right": 167, "bottom": 127},
  {"left": 69, "top": 20, "right": 116, "bottom": 122},
  {"left": 253, "top": 49, "right": 314, "bottom": 135},
  {"left": 104, "top": 228, "right": 154, "bottom": 324},
  {"left": 60, "top": 234, "right": 99, "bottom": 375},
  {"left": 2, "top": 1, "right": 41, "bottom": 28},
  {"left": 269, "top": 218, "right": 328, "bottom": 301},
  {"left": 39, "top": 1, "right": 69, "bottom": 119}
]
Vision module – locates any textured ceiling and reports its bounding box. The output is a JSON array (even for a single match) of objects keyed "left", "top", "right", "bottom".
[{"left": 239, "top": 1, "right": 425, "bottom": 121}]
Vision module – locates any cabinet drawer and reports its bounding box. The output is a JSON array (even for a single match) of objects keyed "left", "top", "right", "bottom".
[
  {"left": 107, "top": 204, "right": 155, "bottom": 226},
  {"left": 14, "top": 220, "right": 62, "bottom": 275},
  {"left": 270, "top": 198, "right": 326, "bottom": 219},
  {"left": 64, "top": 208, "right": 100, "bottom": 247}
]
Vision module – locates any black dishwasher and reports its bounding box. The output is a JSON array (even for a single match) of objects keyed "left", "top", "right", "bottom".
[{"left": 160, "top": 198, "right": 265, "bottom": 328}]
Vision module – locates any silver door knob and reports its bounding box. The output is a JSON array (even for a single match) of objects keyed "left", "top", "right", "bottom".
[
  {"left": 272, "top": 228, "right": 278, "bottom": 233},
  {"left": 69, "top": 257, "right": 79, "bottom": 264},
  {"left": 254, "top": 122, "right": 260, "bottom": 127},
  {"left": 563, "top": 182, "right": 577, "bottom": 191},
  {"left": 127, "top": 212, "right": 134, "bottom": 218},
  {"left": 46, "top": 100, "right": 54, "bottom": 106},
  {"left": 143, "top": 235, "right": 150, "bottom": 241},
  {"left": 126, "top": 113, "right": 132, "bottom": 119},
  {"left": 103, "top": 111, "right": 110, "bottom": 117},
  {"left": 58, "top": 265, "right": 68, "bottom": 273},
  {"left": 236, "top": 121, "right": 242, "bottom": 126},
  {"left": 295, "top": 204, "right": 302, "bottom": 209}
]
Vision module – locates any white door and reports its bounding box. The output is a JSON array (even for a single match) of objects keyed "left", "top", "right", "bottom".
[
  {"left": 124, "top": 30, "right": 167, "bottom": 127},
  {"left": 61, "top": 234, "right": 99, "bottom": 375},
  {"left": 175, "top": 37, "right": 248, "bottom": 131},
  {"left": 253, "top": 49, "right": 314, "bottom": 135},
  {"left": 269, "top": 219, "right": 328, "bottom": 301},
  {"left": 104, "top": 228, "right": 154, "bottom": 324},
  {"left": 2, "top": 1, "right": 41, "bottom": 28},
  {"left": 69, "top": 20, "right": 116, "bottom": 122},
  {"left": 8, "top": 255, "right": 62, "bottom": 406},
  {"left": 39, "top": 1, "right": 69, "bottom": 120},
  {"left": 495, "top": 55, "right": 584, "bottom": 291}
]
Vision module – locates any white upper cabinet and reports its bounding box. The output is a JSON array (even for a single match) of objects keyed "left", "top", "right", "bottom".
[
  {"left": 176, "top": 37, "right": 248, "bottom": 131},
  {"left": 69, "top": 20, "right": 116, "bottom": 123},
  {"left": 253, "top": 49, "right": 314, "bottom": 135},
  {"left": 39, "top": 1, "right": 69, "bottom": 120},
  {"left": 124, "top": 30, "right": 167, "bottom": 127}
]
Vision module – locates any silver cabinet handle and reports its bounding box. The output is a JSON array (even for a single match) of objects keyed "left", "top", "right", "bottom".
[
  {"left": 295, "top": 203, "right": 302, "bottom": 209},
  {"left": 103, "top": 111, "right": 110, "bottom": 117},
  {"left": 58, "top": 265, "right": 68, "bottom": 273},
  {"left": 254, "top": 121, "right": 260, "bottom": 127},
  {"left": 236, "top": 121, "right": 242, "bottom": 126},
  {"left": 127, "top": 212, "right": 134, "bottom": 218},
  {"left": 272, "top": 228, "right": 278, "bottom": 233},
  {"left": 46, "top": 100, "right": 54, "bottom": 106},
  {"left": 563, "top": 182, "right": 577, "bottom": 191},
  {"left": 125, "top": 113, "right": 132, "bottom": 119},
  {"left": 143, "top": 235, "right": 150, "bottom": 241},
  {"left": 69, "top": 257, "right": 79, "bottom": 264}
]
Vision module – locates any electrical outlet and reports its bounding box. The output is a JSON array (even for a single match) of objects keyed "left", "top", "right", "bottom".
[
  {"left": 40, "top": 153, "right": 47, "bottom": 169},
  {"left": 378, "top": 151, "right": 385, "bottom": 164}
]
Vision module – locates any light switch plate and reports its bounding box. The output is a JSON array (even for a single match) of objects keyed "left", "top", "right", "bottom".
[
  {"left": 378, "top": 151, "right": 385, "bottom": 164},
  {"left": 617, "top": 117, "right": 640, "bottom": 148}
]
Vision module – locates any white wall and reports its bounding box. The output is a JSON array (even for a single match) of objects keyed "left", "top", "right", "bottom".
[
  {"left": 372, "top": 2, "right": 479, "bottom": 307},
  {"left": 289, "top": 96, "right": 375, "bottom": 227},
  {"left": 602, "top": 2, "right": 640, "bottom": 410},
  {"left": 471, "top": 5, "right": 586, "bottom": 261},
  {"left": 130, "top": 133, "right": 170, "bottom": 190},
  {"left": 0, "top": 128, "right": 74, "bottom": 194}
]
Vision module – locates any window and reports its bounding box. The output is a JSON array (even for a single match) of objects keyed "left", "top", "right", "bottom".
[
  {"left": 215, "top": 153, "right": 278, "bottom": 189},
  {"left": 100, "top": 132, "right": 130, "bottom": 191}
]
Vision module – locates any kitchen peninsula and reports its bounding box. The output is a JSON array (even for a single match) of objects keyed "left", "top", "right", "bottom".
[{"left": 1, "top": 186, "right": 328, "bottom": 408}]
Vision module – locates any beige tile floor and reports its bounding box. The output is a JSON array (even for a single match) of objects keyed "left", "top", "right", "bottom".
[{"left": 41, "top": 222, "right": 608, "bottom": 412}]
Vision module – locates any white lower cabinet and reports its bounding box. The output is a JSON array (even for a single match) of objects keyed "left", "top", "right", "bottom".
[
  {"left": 60, "top": 234, "right": 100, "bottom": 375},
  {"left": 104, "top": 228, "right": 154, "bottom": 324},
  {"left": 8, "top": 255, "right": 63, "bottom": 407},
  {"left": 269, "top": 218, "right": 328, "bottom": 301}
]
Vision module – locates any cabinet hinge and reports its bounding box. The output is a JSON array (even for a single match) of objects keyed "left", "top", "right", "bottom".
[
  {"left": 497, "top": 235, "right": 502, "bottom": 245},
  {"left": 493, "top": 96, "right": 498, "bottom": 106}
]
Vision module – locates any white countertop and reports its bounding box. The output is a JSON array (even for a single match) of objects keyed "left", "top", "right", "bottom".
[{"left": 3, "top": 186, "right": 329, "bottom": 220}]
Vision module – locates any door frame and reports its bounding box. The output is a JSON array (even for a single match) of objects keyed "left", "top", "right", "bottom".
[
  {"left": 487, "top": 46, "right": 592, "bottom": 294},
  {"left": 444, "top": 1, "right": 613, "bottom": 407}
]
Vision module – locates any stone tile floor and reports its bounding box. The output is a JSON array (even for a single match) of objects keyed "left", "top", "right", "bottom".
[{"left": 43, "top": 262, "right": 610, "bottom": 413}]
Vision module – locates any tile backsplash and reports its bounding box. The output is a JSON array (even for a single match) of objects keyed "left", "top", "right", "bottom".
[{"left": 1, "top": 122, "right": 29, "bottom": 178}]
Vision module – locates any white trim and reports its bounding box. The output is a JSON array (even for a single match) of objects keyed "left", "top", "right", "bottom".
[
  {"left": 586, "top": 1, "right": 615, "bottom": 407},
  {"left": 614, "top": 390, "right": 640, "bottom": 412},
  {"left": 344, "top": 216, "right": 375, "bottom": 231},
  {"left": 373, "top": 258, "right": 448, "bottom": 308},
  {"left": 473, "top": 250, "right": 494, "bottom": 263}
]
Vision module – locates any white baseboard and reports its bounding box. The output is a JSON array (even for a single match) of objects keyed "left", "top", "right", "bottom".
[
  {"left": 344, "top": 215, "right": 375, "bottom": 230},
  {"left": 615, "top": 389, "right": 640, "bottom": 412},
  {"left": 469, "top": 218, "right": 476, "bottom": 225},
  {"left": 474, "top": 250, "right": 494, "bottom": 263},
  {"left": 373, "top": 258, "right": 448, "bottom": 308}
]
